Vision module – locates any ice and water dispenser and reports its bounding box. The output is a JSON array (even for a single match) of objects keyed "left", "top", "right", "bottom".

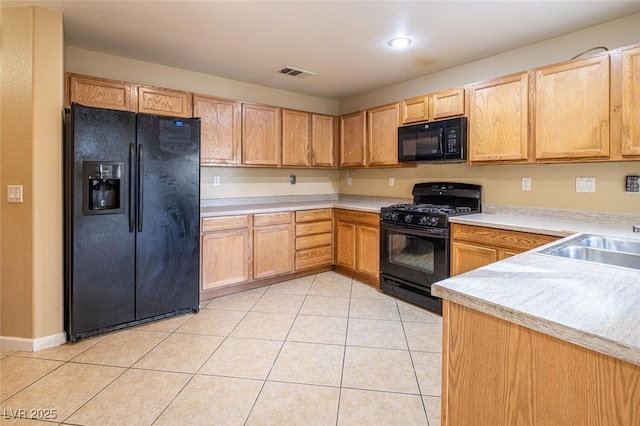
[{"left": 82, "top": 162, "right": 125, "bottom": 215}]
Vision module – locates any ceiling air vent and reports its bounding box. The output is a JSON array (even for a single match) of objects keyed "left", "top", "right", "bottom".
[{"left": 278, "top": 66, "right": 315, "bottom": 78}]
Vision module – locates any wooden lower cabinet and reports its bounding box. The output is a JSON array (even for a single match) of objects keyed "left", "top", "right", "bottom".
[
  {"left": 200, "top": 215, "right": 252, "bottom": 298},
  {"left": 450, "top": 224, "right": 558, "bottom": 276},
  {"left": 334, "top": 209, "right": 380, "bottom": 287},
  {"left": 253, "top": 212, "right": 294, "bottom": 279},
  {"left": 295, "top": 209, "right": 333, "bottom": 271},
  {"left": 441, "top": 301, "right": 640, "bottom": 425}
]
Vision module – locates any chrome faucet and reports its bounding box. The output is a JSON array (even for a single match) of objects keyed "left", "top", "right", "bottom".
[{"left": 634, "top": 225, "right": 640, "bottom": 233}]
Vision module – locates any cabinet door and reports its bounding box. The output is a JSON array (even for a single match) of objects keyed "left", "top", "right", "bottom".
[
  {"left": 339, "top": 111, "right": 366, "bottom": 167},
  {"left": 335, "top": 221, "right": 357, "bottom": 269},
  {"left": 431, "top": 88, "right": 465, "bottom": 120},
  {"left": 468, "top": 72, "right": 530, "bottom": 163},
  {"left": 194, "top": 95, "right": 240, "bottom": 165},
  {"left": 137, "top": 85, "right": 192, "bottom": 117},
  {"left": 311, "top": 114, "right": 336, "bottom": 167},
  {"left": 242, "top": 103, "right": 281, "bottom": 166},
  {"left": 401, "top": 95, "right": 429, "bottom": 124},
  {"left": 367, "top": 103, "right": 400, "bottom": 166},
  {"left": 67, "top": 73, "right": 137, "bottom": 111},
  {"left": 282, "top": 109, "right": 311, "bottom": 167},
  {"left": 356, "top": 225, "right": 380, "bottom": 282},
  {"left": 253, "top": 224, "right": 293, "bottom": 279},
  {"left": 450, "top": 242, "right": 498, "bottom": 276},
  {"left": 622, "top": 46, "right": 640, "bottom": 157},
  {"left": 534, "top": 55, "right": 610, "bottom": 160},
  {"left": 201, "top": 229, "right": 250, "bottom": 290}
]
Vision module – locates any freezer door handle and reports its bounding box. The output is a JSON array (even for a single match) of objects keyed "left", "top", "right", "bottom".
[
  {"left": 137, "top": 144, "right": 144, "bottom": 232},
  {"left": 129, "top": 143, "right": 135, "bottom": 232}
]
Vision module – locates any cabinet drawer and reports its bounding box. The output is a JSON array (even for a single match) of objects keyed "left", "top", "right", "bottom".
[
  {"left": 254, "top": 211, "right": 293, "bottom": 226},
  {"left": 451, "top": 224, "right": 558, "bottom": 251},
  {"left": 334, "top": 209, "right": 379, "bottom": 227},
  {"left": 296, "top": 220, "right": 332, "bottom": 237},
  {"left": 296, "top": 208, "right": 332, "bottom": 222},
  {"left": 296, "top": 232, "right": 332, "bottom": 250},
  {"left": 295, "top": 245, "right": 333, "bottom": 270},
  {"left": 202, "top": 215, "right": 250, "bottom": 233}
]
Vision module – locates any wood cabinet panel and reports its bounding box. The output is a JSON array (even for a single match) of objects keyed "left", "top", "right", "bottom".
[
  {"left": 339, "top": 111, "right": 367, "bottom": 167},
  {"left": 622, "top": 46, "right": 640, "bottom": 157},
  {"left": 468, "top": 72, "right": 530, "bottom": 163},
  {"left": 282, "top": 109, "right": 311, "bottom": 167},
  {"left": 194, "top": 95, "right": 240, "bottom": 165},
  {"left": 202, "top": 215, "right": 250, "bottom": 233},
  {"left": 67, "top": 73, "right": 137, "bottom": 111},
  {"left": 137, "top": 85, "right": 192, "bottom": 117},
  {"left": 253, "top": 221, "right": 293, "bottom": 279},
  {"left": 202, "top": 230, "right": 250, "bottom": 290},
  {"left": 296, "top": 233, "right": 332, "bottom": 250},
  {"left": 367, "top": 102, "right": 400, "bottom": 166},
  {"left": 401, "top": 95, "right": 429, "bottom": 124},
  {"left": 242, "top": 103, "right": 281, "bottom": 166},
  {"left": 296, "top": 209, "right": 332, "bottom": 222},
  {"left": 534, "top": 55, "right": 610, "bottom": 160},
  {"left": 450, "top": 224, "right": 558, "bottom": 276},
  {"left": 296, "top": 245, "right": 333, "bottom": 270},
  {"left": 295, "top": 221, "right": 332, "bottom": 237},
  {"left": 356, "top": 225, "right": 380, "bottom": 280},
  {"left": 335, "top": 222, "right": 357, "bottom": 270},
  {"left": 442, "top": 301, "right": 640, "bottom": 425},
  {"left": 431, "top": 87, "right": 465, "bottom": 120},
  {"left": 254, "top": 211, "right": 292, "bottom": 226},
  {"left": 311, "top": 114, "right": 336, "bottom": 167}
]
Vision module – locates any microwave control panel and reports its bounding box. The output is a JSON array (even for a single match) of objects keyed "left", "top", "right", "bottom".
[{"left": 445, "top": 128, "right": 460, "bottom": 154}]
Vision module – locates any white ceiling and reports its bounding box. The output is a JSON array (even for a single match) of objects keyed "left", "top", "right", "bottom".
[{"left": 4, "top": 1, "right": 640, "bottom": 100}]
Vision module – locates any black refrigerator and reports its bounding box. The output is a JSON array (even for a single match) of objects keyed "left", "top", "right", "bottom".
[{"left": 64, "top": 103, "right": 200, "bottom": 342}]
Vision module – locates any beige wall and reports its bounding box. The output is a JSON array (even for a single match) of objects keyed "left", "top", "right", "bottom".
[{"left": 0, "top": 7, "right": 64, "bottom": 340}]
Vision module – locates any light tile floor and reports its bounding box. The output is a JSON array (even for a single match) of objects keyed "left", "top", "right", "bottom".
[{"left": 0, "top": 271, "right": 442, "bottom": 425}]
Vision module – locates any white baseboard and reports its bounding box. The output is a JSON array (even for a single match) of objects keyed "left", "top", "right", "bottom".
[{"left": 0, "top": 332, "right": 66, "bottom": 352}]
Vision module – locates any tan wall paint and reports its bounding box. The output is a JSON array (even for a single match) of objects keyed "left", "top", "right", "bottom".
[
  {"left": 340, "top": 162, "right": 640, "bottom": 214},
  {"left": 65, "top": 47, "right": 340, "bottom": 116},
  {"left": 0, "top": 7, "right": 64, "bottom": 339}
]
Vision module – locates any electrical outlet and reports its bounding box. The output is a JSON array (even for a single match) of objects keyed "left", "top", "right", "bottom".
[
  {"left": 7, "top": 185, "right": 23, "bottom": 203},
  {"left": 521, "top": 177, "right": 531, "bottom": 191},
  {"left": 213, "top": 176, "right": 220, "bottom": 186},
  {"left": 388, "top": 176, "right": 395, "bottom": 186},
  {"left": 576, "top": 177, "right": 596, "bottom": 193},
  {"left": 347, "top": 176, "right": 352, "bottom": 186}
]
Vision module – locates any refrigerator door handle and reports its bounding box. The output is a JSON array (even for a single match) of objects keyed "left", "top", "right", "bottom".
[
  {"left": 137, "top": 144, "right": 144, "bottom": 232},
  {"left": 129, "top": 143, "right": 135, "bottom": 232}
]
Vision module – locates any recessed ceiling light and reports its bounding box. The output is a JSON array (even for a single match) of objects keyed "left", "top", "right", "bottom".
[{"left": 388, "top": 37, "right": 412, "bottom": 48}]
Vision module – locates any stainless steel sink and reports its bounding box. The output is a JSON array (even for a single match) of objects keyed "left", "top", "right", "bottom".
[{"left": 540, "top": 234, "right": 640, "bottom": 271}]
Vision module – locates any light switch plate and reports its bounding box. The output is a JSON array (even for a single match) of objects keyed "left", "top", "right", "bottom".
[
  {"left": 7, "top": 185, "right": 23, "bottom": 203},
  {"left": 576, "top": 177, "right": 596, "bottom": 193},
  {"left": 521, "top": 177, "right": 531, "bottom": 191}
]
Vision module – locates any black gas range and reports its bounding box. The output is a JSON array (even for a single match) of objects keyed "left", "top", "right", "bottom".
[{"left": 379, "top": 182, "right": 482, "bottom": 314}]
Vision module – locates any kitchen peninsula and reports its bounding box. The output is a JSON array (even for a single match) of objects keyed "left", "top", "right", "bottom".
[{"left": 432, "top": 213, "right": 640, "bottom": 425}]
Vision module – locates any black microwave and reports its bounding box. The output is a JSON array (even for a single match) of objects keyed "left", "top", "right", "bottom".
[{"left": 398, "top": 117, "right": 467, "bottom": 163}]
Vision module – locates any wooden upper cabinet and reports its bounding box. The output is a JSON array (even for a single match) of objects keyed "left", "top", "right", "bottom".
[
  {"left": 534, "top": 55, "right": 610, "bottom": 160},
  {"left": 339, "top": 111, "right": 367, "bottom": 167},
  {"left": 431, "top": 87, "right": 465, "bottom": 120},
  {"left": 311, "top": 114, "right": 336, "bottom": 168},
  {"left": 282, "top": 109, "right": 311, "bottom": 167},
  {"left": 621, "top": 46, "right": 640, "bottom": 157},
  {"left": 194, "top": 95, "right": 240, "bottom": 165},
  {"left": 137, "top": 85, "right": 192, "bottom": 117},
  {"left": 401, "top": 95, "right": 429, "bottom": 124},
  {"left": 242, "top": 103, "right": 281, "bottom": 166},
  {"left": 67, "top": 73, "right": 137, "bottom": 111},
  {"left": 401, "top": 88, "right": 465, "bottom": 124},
  {"left": 367, "top": 102, "right": 400, "bottom": 166},
  {"left": 467, "top": 72, "right": 530, "bottom": 164}
]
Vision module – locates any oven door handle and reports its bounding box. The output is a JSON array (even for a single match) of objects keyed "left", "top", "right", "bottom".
[{"left": 380, "top": 221, "right": 448, "bottom": 237}]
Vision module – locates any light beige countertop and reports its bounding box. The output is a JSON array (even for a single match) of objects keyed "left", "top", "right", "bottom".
[
  {"left": 434, "top": 208, "right": 640, "bottom": 366},
  {"left": 200, "top": 194, "right": 411, "bottom": 217}
]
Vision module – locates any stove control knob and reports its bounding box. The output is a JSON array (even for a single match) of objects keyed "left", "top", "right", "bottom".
[
  {"left": 428, "top": 217, "right": 439, "bottom": 226},
  {"left": 419, "top": 216, "right": 428, "bottom": 225},
  {"left": 391, "top": 212, "right": 399, "bottom": 221},
  {"left": 382, "top": 211, "right": 391, "bottom": 220},
  {"left": 404, "top": 214, "right": 413, "bottom": 223}
]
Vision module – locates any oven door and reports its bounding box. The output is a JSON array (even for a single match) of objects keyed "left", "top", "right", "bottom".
[{"left": 380, "top": 221, "right": 449, "bottom": 285}]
